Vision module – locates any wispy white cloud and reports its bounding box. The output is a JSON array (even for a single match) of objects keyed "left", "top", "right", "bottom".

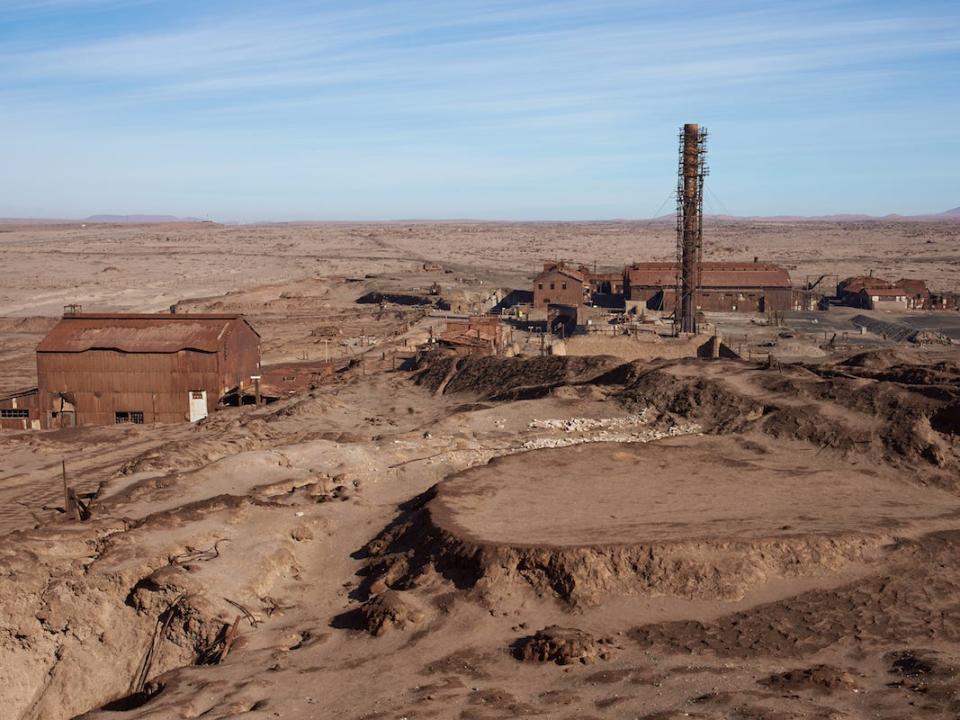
[
  {"left": 1, "top": 0, "right": 958, "bottom": 218},
  {"left": 3, "top": 2, "right": 954, "bottom": 104}
]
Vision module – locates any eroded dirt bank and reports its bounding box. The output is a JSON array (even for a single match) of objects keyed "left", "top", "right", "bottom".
[{"left": 2, "top": 349, "right": 960, "bottom": 719}]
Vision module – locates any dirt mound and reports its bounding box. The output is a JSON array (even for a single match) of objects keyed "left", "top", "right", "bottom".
[
  {"left": 414, "top": 354, "right": 623, "bottom": 399},
  {"left": 620, "top": 361, "right": 960, "bottom": 487},
  {"left": 931, "top": 402, "right": 960, "bottom": 435},
  {"left": 839, "top": 347, "right": 921, "bottom": 369},
  {"left": 514, "top": 626, "right": 606, "bottom": 665},
  {"left": 759, "top": 403, "right": 865, "bottom": 454},
  {"left": 760, "top": 665, "right": 858, "bottom": 693},
  {"left": 0, "top": 521, "right": 231, "bottom": 720},
  {"left": 359, "top": 591, "right": 424, "bottom": 636},
  {"left": 763, "top": 366, "right": 960, "bottom": 480},
  {"left": 415, "top": 354, "right": 960, "bottom": 485},
  {"left": 630, "top": 531, "right": 960, "bottom": 660},
  {"left": 617, "top": 366, "right": 874, "bottom": 461},
  {"left": 616, "top": 367, "right": 762, "bottom": 432},
  {"left": 352, "top": 437, "right": 937, "bottom": 609}
]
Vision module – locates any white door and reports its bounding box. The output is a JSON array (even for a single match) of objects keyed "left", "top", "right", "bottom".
[{"left": 189, "top": 391, "right": 208, "bottom": 422}]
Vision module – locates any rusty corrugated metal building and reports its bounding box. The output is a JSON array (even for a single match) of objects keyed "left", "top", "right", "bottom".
[
  {"left": 625, "top": 261, "right": 793, "bottom": 313},
  {"left": 34, "top": 313, "right": 260, "bottom": 428}
]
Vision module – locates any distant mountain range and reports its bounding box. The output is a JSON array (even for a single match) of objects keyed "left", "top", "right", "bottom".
[
  {"left": 647, "top": 208, "right": 960, "bottom": 223},
  {"left": 1, "top": 209, "right": 957, "bottom": 224},
  {"left": 0, "top": 215, "right": 207, "bottom": 225},
  {"left": 84, "top": 214, "right": 206, "bottom": 223}
]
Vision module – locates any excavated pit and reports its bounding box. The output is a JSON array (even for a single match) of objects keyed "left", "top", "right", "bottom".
[{"left": 363, "top": 434, "right": 960, "bottom": 608}]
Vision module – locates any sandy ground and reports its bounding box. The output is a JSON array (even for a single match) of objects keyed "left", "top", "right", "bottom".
[
  {"left": 1, "top": 220, "right": 959, "bottom": 720},
  {"left": 433, "top": 436, "right": 960, "bottom": 546},
  {"left": 2, "top": 218, "right": 958, "bottom": 318}
]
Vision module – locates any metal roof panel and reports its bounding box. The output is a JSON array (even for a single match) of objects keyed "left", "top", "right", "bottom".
[{"left": 36, "top": 314, "right": 255, "bottom": 353}]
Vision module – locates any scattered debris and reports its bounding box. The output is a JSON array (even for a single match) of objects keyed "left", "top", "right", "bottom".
[{"left": 360, "top": 591, "right": 425, "bottom": 636}]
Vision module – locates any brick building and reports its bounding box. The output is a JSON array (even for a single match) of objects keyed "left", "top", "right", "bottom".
[{"left": 533, "top": 263, "right": 588, "bottom": 308}]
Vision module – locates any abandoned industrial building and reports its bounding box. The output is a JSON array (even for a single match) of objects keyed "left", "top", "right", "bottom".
[
  {"left": 838, "top": 275, "right": 930, "bottom": 310},
  {"left": 531, "top": 259, "right": 793, "bottom": 315},
  {"left": 624, "top": 261, "right": 793, "bottom": 312},
  {"left": 0, "top": 313, "right": 261, "bottom": 429},
  {"left": 532, "top": 263, "right": 589, "bottom": 308}
]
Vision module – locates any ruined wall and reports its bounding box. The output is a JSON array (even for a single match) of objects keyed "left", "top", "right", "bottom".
[{"left": 556, "top": 334, "right": 709, "bottom": 361}]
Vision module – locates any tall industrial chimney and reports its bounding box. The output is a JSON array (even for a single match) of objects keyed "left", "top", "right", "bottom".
[{"left": 676, "top": 123, "right": 708, "bottom": 334}]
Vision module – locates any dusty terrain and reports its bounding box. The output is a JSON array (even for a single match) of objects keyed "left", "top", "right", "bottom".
[{"left": 1, "top": 220, "right": 960, "bottom": 720}]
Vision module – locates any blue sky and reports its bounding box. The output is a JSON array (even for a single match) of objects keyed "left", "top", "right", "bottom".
[{"left": 1, "top": 0, "right": 958, "bottom": 221}]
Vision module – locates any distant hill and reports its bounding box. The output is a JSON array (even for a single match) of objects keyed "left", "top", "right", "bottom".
[
  {"left": 84, "top": 214, "right": 205, "bottom": 223},
  {"left": 650, "top": 210, "right": 960, "bottom": 223}
]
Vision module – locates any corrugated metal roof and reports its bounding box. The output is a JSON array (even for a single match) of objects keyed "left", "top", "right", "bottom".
[
  {"left": 37, "top": 313, "right": 257, "bottom": 353},
  {"left": 627, "top": 262, "right": 791, "bottom": 289},
  {"left": 861, "top": 287, "right": 906, "bottom": 297},
  {"left": 895, "top": 278, "right": 929, "bottom": 295},
  {"left": 839, "top": 276, "right": 895, "bottom": 294}
]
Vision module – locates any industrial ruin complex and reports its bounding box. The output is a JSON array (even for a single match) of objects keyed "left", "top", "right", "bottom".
[
  {"left": 1, "top": 124, "right": 954, "bottom": 433},
  {"left": 524, "top": 124, "right": 952, "bottom": 339},
  {"left": 531, "top": 126, "right": 793, "bottom": 331},
  {"left": 3, "top": 68, "right": 960, "bottom": 720},
  {"left": 534, "top": 260, "right": 793, "bottom": 313}
]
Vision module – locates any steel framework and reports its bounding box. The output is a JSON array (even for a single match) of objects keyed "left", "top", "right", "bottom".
[{"left": 675, "top": 123, "right": 708, "bottom": 334}]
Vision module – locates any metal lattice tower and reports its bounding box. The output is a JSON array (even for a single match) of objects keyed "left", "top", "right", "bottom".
[{"left": 675, "top": 123, "right": 708, "bottom": 334}]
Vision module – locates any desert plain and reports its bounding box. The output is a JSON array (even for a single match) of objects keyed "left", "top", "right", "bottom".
[{"left": 1, "top": 218, "right": 960, "bottom": 720}]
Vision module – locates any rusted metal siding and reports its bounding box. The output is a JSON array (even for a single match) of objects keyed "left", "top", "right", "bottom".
[
  {"left": 37, "top": 349, "right": 221, "bottom": 426},
  {"left": 632, "top": 286, "right": 792, "bottom": 313},
  {"left": 624, "top": 261, "right": 792, "bottom": 314},
  {"left": 0, "top": 388, "right": 40, "bottom": 431},
  {"left": 626, "top": 262, "right": 791, "bottom": 293},
  {"left": 34, "top": 314, "right": 261, "bottom": 428},
  {"left": 219, "top": 318, "right": 261, "bottom": 403}
]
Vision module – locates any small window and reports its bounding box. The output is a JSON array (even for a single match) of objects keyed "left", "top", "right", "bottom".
[
  {"left": 550, "top": 282, "right": 555, "bottom": 290},
  {"left": 562, "top": 282, "right": 567, "bottom": 290},
  {"left": 538, "top": 283, "right": 543, "bottom": 290},
  {"left": 115, "top": 411, "right": 145, "bottom": 424},
  {"left": 191, "top": 391, "right": 204, "bottom": 400},
  {"left": 1, "top": 409, "right": 29, "bottom": 419}
]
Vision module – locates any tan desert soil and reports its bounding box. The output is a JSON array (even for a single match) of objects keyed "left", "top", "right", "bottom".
[
  {"left": 356, "top": 435, "right": 960, "bottom": 610},
  {"left": 0, "top": 221, "right": 959, "bottom": 720}
]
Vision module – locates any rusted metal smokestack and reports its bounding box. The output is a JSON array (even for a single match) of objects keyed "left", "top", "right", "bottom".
[{"left": 676, "top": 123, "right": 707, "bottom": 334}]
